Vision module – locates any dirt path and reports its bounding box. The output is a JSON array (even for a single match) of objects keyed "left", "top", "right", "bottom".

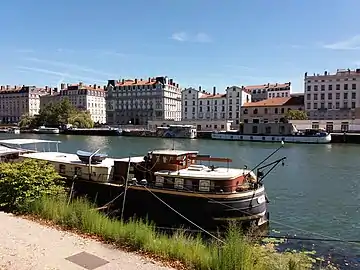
[{"left": 0, "top": 212, "right": 175, "bottom": 270}]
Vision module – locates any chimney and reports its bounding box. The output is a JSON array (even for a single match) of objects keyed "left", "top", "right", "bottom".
[
  {"left": 148, "top": 77, "right": 151, "bottom": 82},
  {"left": 202, "top": 90, "right": 206, "bottom": 93},
  {"left": 60, "top": 83, "right": 65, "bottom": 90},
  {"left": 324, "top": 71, "right": 328, "bottom": 76},
  {"left": 199, "top": 86, "right": 202, "bottom": 91},
  {"left": 122, "top": 79, "right": 125, "bottom": 84},
  {"left": 213, "top": 86, "right": 216, "bottom": 96},
  {"left": 176, "top": 83, "right": 179, "bottom": 88},
  {"left": 134, "top": 78, "right": 138, "bottom": 84},
  {"left": 267, "top": 83, "right": 270, "bottom": 87},
  {"left": 6, "top": 85, "right": 9, "bottom": 90},
  {"left": 0, "top": 86, "right": 3, "bottom": 90},
  {"left": 98, "top": 86, "right": 100, "bottom": 89},
  {"left": 79, "top": 81, "right": 83, "bottom": 86},
  {"left": 93, "top": 84, "right": 97, "bottom": 89},
  {"left": 275, "top": 83, "right": 278, "bottom": 86},
  {"left": 169, "top": 79, "right": 173, "bottom": 85},
  {"left": 288, "top": 82, "right": 291, "bottom": 86},
  {"left": 45, "top": 86, "right": 48, "bottom": 91}
]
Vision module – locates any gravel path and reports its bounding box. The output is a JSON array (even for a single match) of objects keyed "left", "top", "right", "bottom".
[{"left": 0, "top": 212, "right": 175, "bottom": 270}]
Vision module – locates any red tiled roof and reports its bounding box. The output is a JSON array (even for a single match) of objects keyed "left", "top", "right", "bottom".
[{"left": 243, "top": 97, "right": 291, "bottom": 107}]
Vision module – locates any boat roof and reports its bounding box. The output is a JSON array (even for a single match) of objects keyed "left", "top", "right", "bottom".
[
  {"left": 21, "top": 151, "right": 145, "bottom": 167},
  {"left": 155, "top": 165, "right": 255, "bottom": 180},
  {"left": 21, "top": 151, "right": 115, "bottom": 167},
  {"left": 0, "top": 145, "right": 26, "bottom": 156},
  {"left": 150, "top": 149, "right": 198, "bottom": 156},
  {"left": 0, "top": 139, "right": 61, "bottom": 145}
]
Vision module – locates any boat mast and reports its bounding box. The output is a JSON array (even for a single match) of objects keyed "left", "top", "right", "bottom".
[{"left": 121, "top": 156, "right": 131, "bottom": 221}]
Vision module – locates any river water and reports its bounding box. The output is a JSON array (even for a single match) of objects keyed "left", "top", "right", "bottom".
[{"left": 1, "top": 133, "right": 359, "bottom": 268}]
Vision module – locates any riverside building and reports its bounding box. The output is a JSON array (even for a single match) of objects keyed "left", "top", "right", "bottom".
[
  {"left": 40, "top": 82, "right": 106, "bottom": 124},
  {"left": 0, "top": 85, "right": 50, "bottom": 123},
  {"left": 245, "top": 82, "right": 291, "bottom": 102},
  {"left": 106, "top": 76, "right": 181, "bottom": 125},
  {"left": 181, "top": 85, "right": 251, "bottom": 127},
  {"left": 304, "top": 69, "right": 360, "bottom": 120}
]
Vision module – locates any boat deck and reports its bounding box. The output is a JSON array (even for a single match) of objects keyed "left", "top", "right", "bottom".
[{"left": 155, "top": 165, "right": 255, "bottom": 180}]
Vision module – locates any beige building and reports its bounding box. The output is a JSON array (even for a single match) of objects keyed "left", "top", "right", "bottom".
[
  {"left": 304, "top": 69, "right": 360, "bottom": 120},
  {"left": 0, "top": 85, "right": 50, "bottom": 123},
  {"left": 245, "top": 82, "right": 291, "bottom": 102},
  {"left": 241, "top": 95, "right": 304, "bottom": 123},
  {"left": 181, "top": 85, "right": 251, "bottom": 127},
  {"left": 40, "top": 82, "right": 106, "bottom": 123},
  {"left": 106, "top": 76, "right": 181, "bottom": 125}
]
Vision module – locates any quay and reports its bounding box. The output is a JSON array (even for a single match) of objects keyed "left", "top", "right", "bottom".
[
  {"left": 61, "top": 127, "right": 121, "bottom": 136},
  {"left": 0, "top": 212, "right": 172, "bottom": 270}
]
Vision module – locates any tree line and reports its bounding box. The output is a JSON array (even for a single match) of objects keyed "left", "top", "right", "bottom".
[{"left": 19, "top": 98, "right": 94, "bottom": 129}]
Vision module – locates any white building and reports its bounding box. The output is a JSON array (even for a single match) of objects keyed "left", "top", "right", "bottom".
[
  {"left": 106, "top": 76, "right": 181, "bottom": 125},
  {"left": 304, "top": 69, "right": 360, "bottom": 120},
  {"left": 245, "top": 82, "right": 291, "bottom": 102},
  {"left": 40, "top": 82, "right": 106, "bottom": 124},
  {"left": 0, "top": 85, "right": 50, "bottom": 123},
  {"left": 181, "top": 86, "right": 251, "bottom": 127}
]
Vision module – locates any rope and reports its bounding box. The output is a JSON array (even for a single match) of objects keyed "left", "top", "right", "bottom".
[
  {"left": 94, "top": 191, "right": 124, "bottom": 210},
  {"left": 144, "top": 186, "right": 225, "bottom": 244}
]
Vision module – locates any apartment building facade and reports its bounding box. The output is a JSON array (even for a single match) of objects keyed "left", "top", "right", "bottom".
[
  {"left": 0, "top": 85, "right": 50, "bottom": 123},
  {"left": 245, "top": 82, "right": 291, "bottom": 102},
  {"left": 106, "top": 76, "right": 181, "bottom": 125},
  {"left": 304, "top": 69, "right": 360, "bottom": 120},
  {"left": 40, "top": 82, "right": 106, "bottom": 123},
  {"left": 241, "top": 95, "right": 304, "bottom": 123},
  {"left": 181, "top": 86, "right": 251, "bottom": 126}
]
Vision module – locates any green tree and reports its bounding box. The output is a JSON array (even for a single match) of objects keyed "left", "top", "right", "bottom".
[
  {"left": 24, "top": 98, "right": 94, "bottom": 128},
  {"left": 0, "top": 159, "right": 66, "bottom": 212},
  {"left": 19, "top": 114, "right": 35, "bottom": 128},
  {"left": 285, "top": 110, "right": 308, "bottom": 120}
]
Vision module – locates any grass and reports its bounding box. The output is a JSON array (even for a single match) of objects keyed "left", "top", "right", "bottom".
[{"left": 23, "top": 196, "right": 327, "bottom": 270}]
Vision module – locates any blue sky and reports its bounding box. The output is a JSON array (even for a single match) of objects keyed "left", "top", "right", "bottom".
[{"left": 1, "top": 0, "right": 360, "bottom": 93}]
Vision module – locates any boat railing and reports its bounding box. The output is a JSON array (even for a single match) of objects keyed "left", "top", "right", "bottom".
[{"left": 0, "top": 139, "right": 61, "bottom": 153}]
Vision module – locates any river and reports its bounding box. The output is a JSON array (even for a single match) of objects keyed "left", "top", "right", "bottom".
[{"left": 1, "top": 133, "right": 359, "bottom": 268}]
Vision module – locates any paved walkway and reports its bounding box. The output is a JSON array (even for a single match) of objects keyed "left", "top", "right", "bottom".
[{"left": 0, "top": 212, "right": 174, "bottom": 270}]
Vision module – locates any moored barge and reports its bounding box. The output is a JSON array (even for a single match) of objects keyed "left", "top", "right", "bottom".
[{"left": 1, "top": 139, "right": 286, "bottom": 231}]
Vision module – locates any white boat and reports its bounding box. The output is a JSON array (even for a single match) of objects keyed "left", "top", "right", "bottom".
[
  {"left": 33, "top": 126, "right": 60, "bottom": 134},
  {"left": 211, "top": 123, "right": 331, "bottom": 144}
]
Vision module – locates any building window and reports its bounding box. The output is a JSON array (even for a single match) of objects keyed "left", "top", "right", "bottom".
[
  {"left": 352, "top": 102, "right": 356, "bottom": 109},
  {"left": 352, "top": 84, "right": 356, "bottom": 90},
  {"left": 274, "top": 108, "right": 278, "bottom": 114},
  {"left": 320, "top": 93, "right": 325, "bottom": 100},
  {"left": 336, "top": 93, "right": 340, "bottom": 99},
  {"left": 328, "top": 93, "right": 332, "bottom": 100},
  {"left": 321, "top": 85, "right": 325, "bottom": 91},
  {"left": 253, "top": 109, "right": 258, "bottom": 114},
  {"left": 252, "top": 125, "right": 258, "bottom": 134},
  {"left": 352, "top": 92, "right": 356, "bottom": 99},
  {"left": 314, "top": 94, "right": 318, "bottom": 100},
  {"left": 336, "top": 84, "right": 340, "bottom": 90},
  {"left": 264, "top": 108, "right": 268, "bottom": 114},
  {"left": 306, "top": 94, "right": 311, "bottom": 100},
  {"left": 328, "top": 102, "right": 332, "bottom": 109},
  {"left": 314, "top": 85, "right": 318, "bottom": 91},
  {"left": 344, "top": 84, "right": 348, "bottom": 90},
  {"left": 307, "top": 85, "right": 311, "bottom": 91},
  {"left": 328, "top": 85, "right": 333, "bottom": 90}
]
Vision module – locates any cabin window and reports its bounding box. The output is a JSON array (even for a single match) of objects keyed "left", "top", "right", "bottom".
[
  {"left": 155, "top": 176, "right": 164, "bottom": 187},
  {"left": 59, "top": 164, "right": 66, "bottom": 174},
  {"left": 74, "top": 167, "right": 82, "bottom": 177},
  {"left": 174, "top": 178, "right": 184, "bottom": 189},
  {"left": 185, "top": 179, "right": 193, "bottom": 190},
  {"left": 199, "top": 180, "right": 210, "bottom": 192}
]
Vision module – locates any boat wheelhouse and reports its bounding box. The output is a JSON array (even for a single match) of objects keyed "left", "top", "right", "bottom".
[{"left": 11, "top": 139, "right": 285, "bottom": 230}]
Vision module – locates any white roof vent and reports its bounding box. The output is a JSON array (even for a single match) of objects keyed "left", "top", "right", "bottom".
[{"left": 187, "top": 165, "right": 207, "bottom": 171}]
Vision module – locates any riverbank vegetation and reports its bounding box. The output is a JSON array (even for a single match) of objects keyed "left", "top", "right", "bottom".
[
  {"left": 19, "top": 98, "right": 94, "bottom": 129},
  {"left": 0, "top": 159, "right": 332, "bottom": 270}
]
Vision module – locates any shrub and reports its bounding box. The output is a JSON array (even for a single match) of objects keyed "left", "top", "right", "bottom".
[{"left": 0, "top": 159, "right": 66, "bottom": 212}]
